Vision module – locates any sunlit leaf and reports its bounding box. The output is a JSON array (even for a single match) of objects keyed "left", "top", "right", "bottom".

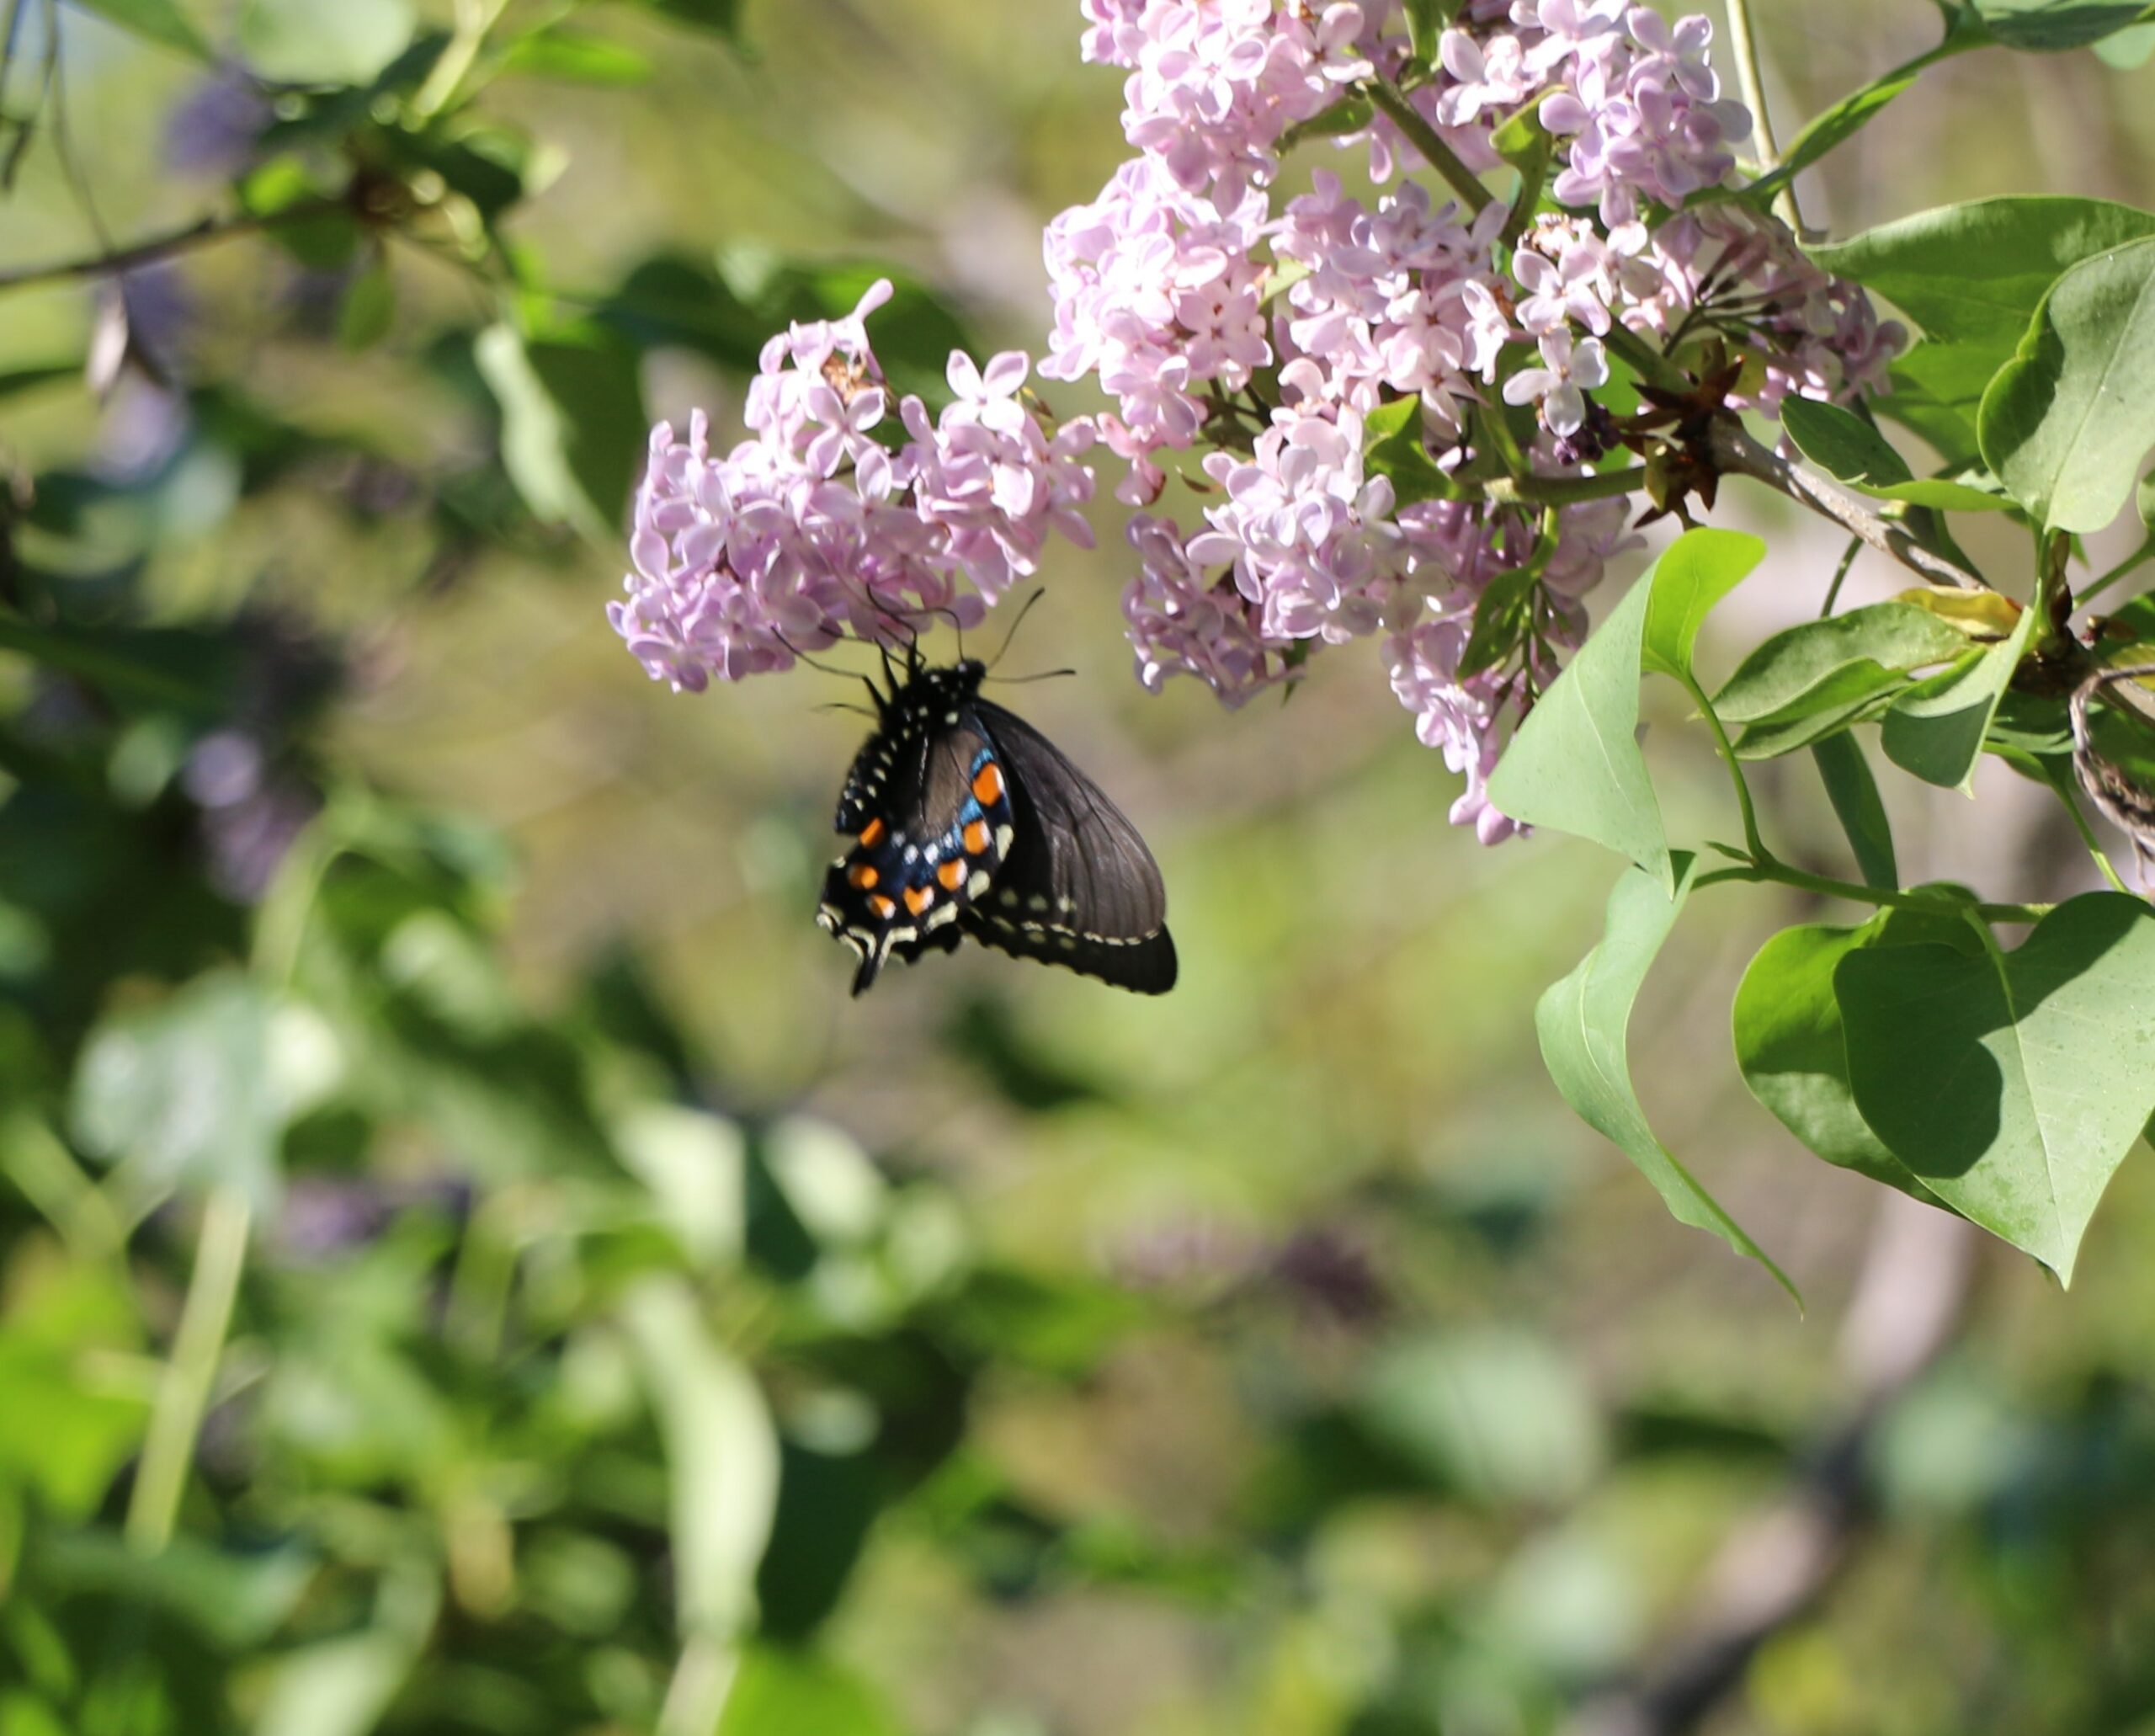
[
  {"left": 239, "top": 0, "right": 418, "bottom": 85},
  {"left": 1359, "top": 1327, "right": 1604, "bottom": 1506},
  {"left": 1714, "top": 603, "right": 1969, "bottom": 727},
  {"left": 475, "top": 321, "right": 646, "bottom": 541},
  {"left": 1733, "top": 911, "right": 1969, "bottom": 1203},
  {"left": 65, "top": 0, "right": 211, "bottom": 61},
  {"left": 1837, "top": 892, "right": 2155, "bottom": 1281},
  {"left": 1880, "top": 603, "right": 2038, "bottom": 791},
  {"left": 1980, "top": 236, "right": 2155, "bottom": 532},
  {"left": 620, "top": 1277, "right": 780, "bottom": 1639},
  {"left": 1535, "top": 855, "right": 1798, "bottom": 1301}
]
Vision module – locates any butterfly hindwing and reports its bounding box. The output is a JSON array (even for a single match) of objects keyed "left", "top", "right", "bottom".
[
  {"left": 818, "top": 669, "right": 1015, "bottom": 994},
  {"left": 960, "top": 698, "right": 1177, "bottom": 995}
]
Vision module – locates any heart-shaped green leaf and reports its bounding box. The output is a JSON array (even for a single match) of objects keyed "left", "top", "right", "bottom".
[
  {"left": 1538, "top": 855, "right": 1798, "bottom": 1302},
  {"left": 1979, "top": 236, "right": 2155, "bottom": 533},
  {"left": 1491, "top": 529, "right": 1763, "bottom": 887},
  {"left": 1734, "top": 909, "right": 1973, "bottom": 1205},
  {"left": 1837, "top": 892, "right": 2155, "bottom": 1282}
]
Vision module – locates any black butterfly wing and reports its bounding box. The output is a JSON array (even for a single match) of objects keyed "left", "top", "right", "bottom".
[
  {"left": 961, "top": 699, "right": 1176, "bottom": 995},
  {"left": 819, "top": 715, "right": 1015, "bottom": 994}
]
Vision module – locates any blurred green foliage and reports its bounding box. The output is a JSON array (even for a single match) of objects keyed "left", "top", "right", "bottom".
[{"left": 4, "top": 3, "right": 2155, "bottom": 1734}]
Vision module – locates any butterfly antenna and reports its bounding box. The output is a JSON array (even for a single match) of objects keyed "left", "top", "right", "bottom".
[
  {"left": 985, "top": 667, "right": 1078, "bottom": 685},
  {"left": 987, "top": 588, "right": 1048, "bottom": 671},
  {"left": 774, "top": 632, "right": 865, "bottom": 683},
  {"left": 815, "top": 700, "right": 880, "bottom": 720}
]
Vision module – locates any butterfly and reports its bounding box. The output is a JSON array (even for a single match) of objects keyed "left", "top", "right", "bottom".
[{"left": 816, "top": 652, "right": 1176, "bottom": 996}]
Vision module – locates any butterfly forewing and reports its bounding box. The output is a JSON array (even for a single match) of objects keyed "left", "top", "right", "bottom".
[{"left": 960, "top": 699, "right": 1177, "bottom": 995}]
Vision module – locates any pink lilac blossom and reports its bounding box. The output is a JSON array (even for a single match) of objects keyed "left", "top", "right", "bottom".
[
  {"left": 1086, "top": 0, "right": 1386, "bottom": 202},
  {"left": 610, "top": 281, "right": 1098, "bottom": 691},
  {"left": 1124, "top": 513, "right": 1291, "bottom": 705},
  {"left": 1040, "top": 156, "right": 1273, "bottom": 504}
]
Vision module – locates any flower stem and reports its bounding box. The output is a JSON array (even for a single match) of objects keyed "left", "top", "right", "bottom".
[
  {"left": 1600, "top": 322, "right": 1693, "bottom": 397},
  {"left": 1696, "top": 853, "right": 2052, "bottom": 925},
  {"left": 1362, "top": 77, "right": 1493, "bottom": 216},
  {"left": 1484, "top": 465, "right": 1647, "bottom": 507},
  {"left": 0, "top": 199, "right": 344, "bottom": 294},
  {"left": 1708, "top": 418, "right": 1990, "bottom": 592},
  {"left": 1724, "top": 0, "right": 1803, "bottom": 232},
  {"left": 125, "top": 1184, "right": 252, "bottom": 1555},
  {"left": 2079, "top": 536, "right": 2155, "bottom": 606},
  {"left": 1684, "top": 674, "right": 1768, "bottom": 861}
]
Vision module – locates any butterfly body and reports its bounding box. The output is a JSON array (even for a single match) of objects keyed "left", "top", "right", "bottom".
[{"left": 818, "top": 658, "right": 1176, "bottom": 996}]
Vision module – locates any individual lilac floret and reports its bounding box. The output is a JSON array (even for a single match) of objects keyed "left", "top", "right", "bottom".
[
  {"left": 1503, "top": 329, "right": 1609, "bottom": 438},
  {"left": 611, "top": 280, "right": 1098, "bottom": 690}
]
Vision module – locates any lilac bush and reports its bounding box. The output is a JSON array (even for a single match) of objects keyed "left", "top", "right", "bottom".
[{"left": 611, "top": 0, "right": 1897, "bottom": 840}]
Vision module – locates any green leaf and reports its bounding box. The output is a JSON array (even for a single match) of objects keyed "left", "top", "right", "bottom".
[
  {"left": 70, "top": 972, "right": 308, "bottom": 1207},
  {"left": 0, "top": 364, "right": 80, "bottom": 404},
  {"left": 0, "top": 1255, "right": 147, "bottom": 1517},
  {"left": 1743, "top": 60, "right": 1928, "bottom": 204},
  {"left": 1732, "top": 910, "right": 1968, "bottom": 1204},
  {"left": 1358, "top": 1328, "right": 1603, "bottom": 1507},
  {"left": 1780, "top": 397, "right": 1914, "bottom": 487},
  {"left": 1967, "top": 0, "right": 2155, "bottom": 50},
  {"left": 1810, "top": 196, "right": 2155, "bottom": 349},
  {"left": 1536, "top": 855, "right": 1798, "bottom": 1302},
  {"left": 64, "top": 0, "right": 212, "bottom": 61},
  {"left": 620, "top": 0, "right": 744, "bottom": 36},
  {"left": 1877, "top": 341, "right": 1993, "bottom": 471},
  {"left": 620, "top": 1277, "right": 780, "bottom": 1639},
  {"left": 500, "top": 24, "right": 654, "bottom": 83},
  {"left": 336, "top": 255, "right": 396, "bottom": 352},
  {"left": 253, "top": 1632, "right": 416, "bottom": 1736},
  {"left": 1731, "top": 676, "right": 1901, "bottom": 759},
  {"left": 1639, "top": 526, "right": 1766, "bottom": 683},
  {"left": 1490, "top": 530, "right": 1763, "bottom": 881},
  {"left": 1487, "top": 569, "right": 1668, "bottom": 881},
  {"left": 1879, "top": 602, "right": 2038, "bottom": 791},
  {"left": 2096, "top": 19, "right": 2155, "bottom": 62},
  {"left": 1714, "top": 603, "right": 1971, "bottom": 727},
  {"left": 1780, "top": 396, "right": 2011, "bottom": 511},
  {"left": 718, "top": 1646, "right": 902, "bottom": 1736},
  {"left": 1364, "top": 396, "right": 1466, "bottom": 507},
  {"left": 1979, "top": 236, "right": 2155, "bottom": 532},
  {"left": 239, "top": 0, "right": 418, "bottom": 85},
  {"left": 1837, "top": 892, "right": 2155, "bottom": 1281},
  {"left": 475, "top": 321, "right": 646, "bottom": 541},
  {"left": 1812, "top": 732, "right": 1898, "bottom": 890}
]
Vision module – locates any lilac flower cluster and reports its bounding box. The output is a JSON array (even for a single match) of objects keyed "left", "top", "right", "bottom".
[
  {"left": 614, "top": 0, "right": 1903, "bottom": 846},
  {"left": 611, "top": 281, "right": 1099, "bottom": 690},
  {"left": 1041, "top": 0, "right": 1897, "bottom": 839}
]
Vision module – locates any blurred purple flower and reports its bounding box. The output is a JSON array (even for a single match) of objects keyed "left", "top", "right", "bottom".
[{"left": 163, "top": 66, "right": 272, "bottom": 180}]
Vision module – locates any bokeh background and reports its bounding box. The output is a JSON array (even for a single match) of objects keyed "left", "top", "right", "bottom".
[{"left": 6, "top": 3, "right": 2155, "bottom": 1733}]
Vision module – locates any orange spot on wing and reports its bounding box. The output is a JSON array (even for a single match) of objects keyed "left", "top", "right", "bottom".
[
  {"left": 904, "top": 884, "right": 934, "bottom": 916},
  {"left": 971, "top": 762, "right": 1004, "bottom": 805},
  {"left": 858, "top": 817, "right": 886, "bottom": 848},
  {"left": 936, "top": 860, "right": 965, "bottom": 891},
  {"left": 963, "top": 819, "right": 992, "bottom": 855},
  {"left": 848, "top": 863, "right": 880, "bottom": 891},
  {"left": 868, "top": 893, "right": 897, "bottom": 919}
]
